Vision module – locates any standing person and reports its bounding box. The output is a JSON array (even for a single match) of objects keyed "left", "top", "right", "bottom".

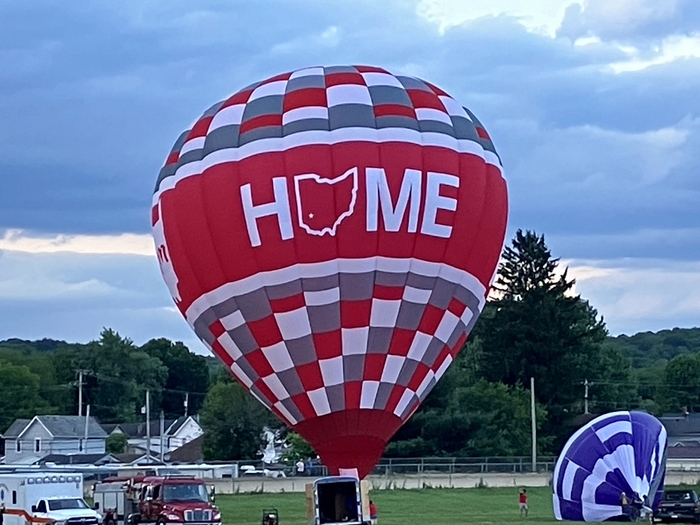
[
  {"left": 519, "top": 489, "right": 529, "bottom": 518},
  {"left": 369, "top": 500, "right": 378, "bottom": 525},
  {"left": 620, "top": 492, "right": 631, "bottom": 520},
  {"left": 631, "top": 492, "right": 643, "bottom": 522},
  {"left": 296, "top": 459, "right": 305, "bottom": 476}
]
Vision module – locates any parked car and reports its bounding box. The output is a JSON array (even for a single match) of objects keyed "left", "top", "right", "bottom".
[
  {"left": 655, "top": 490, "right": 700, "bottom": 523},
  {"left": 240, "top": 465, "right": 287, "bottom": 478}
]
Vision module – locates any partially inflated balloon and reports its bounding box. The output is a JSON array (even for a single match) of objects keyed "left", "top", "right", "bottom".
[
  {"left": 152, "top": 65, "right": 508, "bottom": 477},
  {"left": 553, "top": 411, "right": 667, "bottom": 521}
]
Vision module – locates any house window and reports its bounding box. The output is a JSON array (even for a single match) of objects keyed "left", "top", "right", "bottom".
[
  {"left": 12, "top": 491, "right": 17, "bottom": 504},
  {"left": 16, "top": 440, "right": 21, "bottom": 453},
  {"left": 35, "top": 438, "right": 41, "bottom": 453}
]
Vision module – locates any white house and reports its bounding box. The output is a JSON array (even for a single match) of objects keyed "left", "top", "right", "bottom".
[
  {"left": 102, "top": 416, "right": 203, "bottom": 456},
  {"left": 2, "top": 415, "right": 108, "bottom": 464}
]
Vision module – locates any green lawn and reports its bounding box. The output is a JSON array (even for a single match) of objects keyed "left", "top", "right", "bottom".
[{"left": 216, "top": 486, "right": 558, "bottom": 525}]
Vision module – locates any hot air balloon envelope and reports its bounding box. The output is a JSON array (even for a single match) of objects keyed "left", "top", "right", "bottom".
[
  {"left": 553, "top": 411, "right": 667, "bottom": 522},
  {"left": 152, "top": 65, "right": 508, "bottom": 477}
]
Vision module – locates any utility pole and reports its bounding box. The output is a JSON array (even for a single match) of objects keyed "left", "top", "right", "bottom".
[
  {"left": 160, "top": 411, "right": 165, "bottom": 463},
  {"left": 582, "top": 378, "right": 594, "bottom": 414},
  {"left": 76, "top": 370, "right": 89, "bottom": 417},
  {"left": 145, "top": 390, "right": 151, "bottom": 463},
  {"left": 83, "top": 405, "right": 90, "bottom": 452},
  {"left": 184, "top": 393, "right": 189, "bottom": 417},
  {"left": 530, "top": 377, "right": 537, "bottom": 473}
]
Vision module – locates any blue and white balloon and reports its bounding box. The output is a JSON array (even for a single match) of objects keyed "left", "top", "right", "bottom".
[{"left": 553, "top": 411, "right": 667, "bottom": 522}]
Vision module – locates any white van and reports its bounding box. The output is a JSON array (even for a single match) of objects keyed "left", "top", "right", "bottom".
[{"left": 0, "top": 472, "right": 102, "bottom": 525}]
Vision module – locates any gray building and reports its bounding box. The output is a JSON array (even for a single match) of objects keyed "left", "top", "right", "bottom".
[
  {"left": 2, "top": 415, "right": 108, "bottom": 464},
  {"left": 659, "top": 412, "right": 700, "bottom": 447}
]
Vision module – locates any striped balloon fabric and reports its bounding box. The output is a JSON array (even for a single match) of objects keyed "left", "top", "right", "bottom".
[
  {"left": 152, "top": 65, "right": 508, "bottom": 477},
  {"left": 553, "top": 411, "right": 668, "bottom": 522}
]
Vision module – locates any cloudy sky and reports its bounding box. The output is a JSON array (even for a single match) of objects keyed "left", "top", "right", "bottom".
[{"left": 1, "top": 0, "right": 698, "bottom": 352}]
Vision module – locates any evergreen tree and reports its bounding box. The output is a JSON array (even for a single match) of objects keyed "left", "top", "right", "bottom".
[{"left": 475, "top": 230, "right": 627, "bottom": 450}]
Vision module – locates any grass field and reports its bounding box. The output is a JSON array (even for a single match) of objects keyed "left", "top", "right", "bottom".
[{"left": 215, "top": 486, "right": 559, "bottom": 525}]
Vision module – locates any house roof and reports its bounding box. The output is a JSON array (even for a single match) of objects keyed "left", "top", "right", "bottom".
[
  {"left": 117, "top": 420, "right": 174, "bottom": 438},
  {"left": 660, "top": 413, "right": 700, "bottom": 437},
  {"left": 38, "top": 453, "right": 118, "bottom": 465},
  {"left": 168, "top": 417, "right": 190, "bottom": 435},
  {"left": 165, "top": 435, "right": 204, "bottom": 464},
  {"left": 115, "top": 417, "right": 197, "bottom": 438},
  {"left": 3, "top": 416, "right": 106, "bottom": 439},
  {"left": 36, "top": 416, "right": 107, "bottom": 438},
  {"left": 114, "top": 452, "right": 149, "bottom": 464},
  {"left": 2, "top": 419, "right": 31, "bottom": 438},
  {"left": 101, "top": 423, "right": 123, "bottom": 434}
]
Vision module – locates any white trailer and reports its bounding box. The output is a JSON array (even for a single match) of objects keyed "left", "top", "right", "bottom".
[
  {"left": 0, "top": 472, "right": 102, "bottom": 525},
  {"left": 306, "top": 477, "right": 371, "bottom": 525}
]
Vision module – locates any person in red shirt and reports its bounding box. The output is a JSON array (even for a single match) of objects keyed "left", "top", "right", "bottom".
[
  {"left": 369, "top": 500, "right": 378, "bottom": 525},
  {"left": 519, "top": 489, "right": 529, "bottom": 518}
]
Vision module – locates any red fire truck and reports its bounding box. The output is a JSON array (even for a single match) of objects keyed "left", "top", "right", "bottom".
[{"left": 94, "top": 476, "right": 220, "bottom": 525}]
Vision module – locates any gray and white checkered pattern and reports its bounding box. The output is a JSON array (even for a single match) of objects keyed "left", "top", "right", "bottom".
[
  {"left": 156, "top": 65, "right": 500, "bottom": 193},
  {"left": 193, "top": 261, "right": 482, "bottom": 427}
]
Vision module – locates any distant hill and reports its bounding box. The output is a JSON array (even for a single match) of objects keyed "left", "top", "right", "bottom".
[
  {"left": 605, "top": 327, "right": 700, "bottom": 368},
  {"left": 0, "top": 338, "right": 72, "bottom": 353},
  {"left": 0, "top": 337, "right": 226, "bottom": 377}
]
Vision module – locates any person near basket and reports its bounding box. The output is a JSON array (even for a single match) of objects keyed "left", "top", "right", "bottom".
[{"left": 369, "top": 500, "right": 378, "bottom": 525}]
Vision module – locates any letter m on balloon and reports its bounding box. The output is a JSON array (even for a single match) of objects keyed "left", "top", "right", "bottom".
[{"left": 294, "top": 167, "right": 358, "bottom": 236}]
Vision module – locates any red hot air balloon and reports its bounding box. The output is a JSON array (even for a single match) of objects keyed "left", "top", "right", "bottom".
[{"left": 152, "top": 65, "right": 508, "bottom": 478}]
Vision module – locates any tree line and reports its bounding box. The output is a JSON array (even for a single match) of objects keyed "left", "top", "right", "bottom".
[
  {"left": 1, "top": 229, "right": 699, "bottom": 461},
  {"left": 0, "top": 334, "right": 211, "bottom": 431}
]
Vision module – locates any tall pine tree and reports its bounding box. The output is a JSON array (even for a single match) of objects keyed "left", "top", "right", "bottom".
[{"left": 475, "top": 230, "right": 612, "bottom": 449}]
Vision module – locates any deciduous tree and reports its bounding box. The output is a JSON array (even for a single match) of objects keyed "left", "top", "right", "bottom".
[
  {"left": 140, "top": 338, "right": 209, "bottom": 418},
  {"left": 0, "top": 360, "right": 52, "bottom": 431},
  {"left": 200, "top": 380, "right": 273, "bottom": 461}
]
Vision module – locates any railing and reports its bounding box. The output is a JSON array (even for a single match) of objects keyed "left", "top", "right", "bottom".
[
  {"left": 232, "top": 456, "right": 558, "bottom": 478},
  {"left": 370, "top": 456, "right": 558, "bottom": 476}
]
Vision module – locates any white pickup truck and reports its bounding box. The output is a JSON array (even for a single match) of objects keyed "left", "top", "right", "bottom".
[{"left": 32, "top": 496, "right": 102, "bottom": 525}]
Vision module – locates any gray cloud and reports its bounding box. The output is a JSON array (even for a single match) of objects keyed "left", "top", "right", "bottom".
[
  {"left": 568, "top": 258, "right": 700, "bottom": 336},
  {"left": 0, "top": 0, "right": 699, "bottom": 343},
  {"left": 1, "top": 2, "right": 698, "bottom": 249},
  {"left": 0, "top": 249, "right": 202, "bottom": 349},
  {"left": 558, "top": 0, "right": 700, "bottom": 43}
]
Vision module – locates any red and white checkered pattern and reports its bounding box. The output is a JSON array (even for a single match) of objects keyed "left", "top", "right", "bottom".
[{"left": 153, "top": 66, "right": 508, "bottom": 477}]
